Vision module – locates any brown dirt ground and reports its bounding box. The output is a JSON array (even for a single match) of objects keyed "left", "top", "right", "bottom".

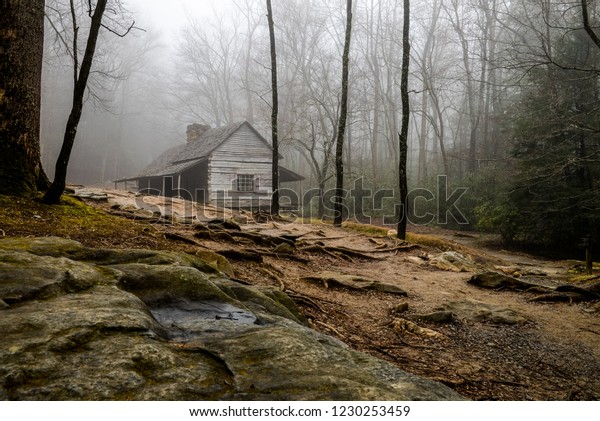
[{"left": 2, "top": 188, "right": 599, "bottom": 401}]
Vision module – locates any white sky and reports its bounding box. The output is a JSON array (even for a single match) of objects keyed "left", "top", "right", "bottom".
[{"left": 127, "top": 0, "right": 234, "bottom": 44}]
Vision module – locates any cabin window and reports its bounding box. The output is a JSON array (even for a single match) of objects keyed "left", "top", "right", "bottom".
[{"left": 236, "top": 174, "right": 255, "bottom": 192}]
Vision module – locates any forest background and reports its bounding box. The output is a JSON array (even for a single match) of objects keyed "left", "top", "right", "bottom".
[{"left": 39, "top": 0, "right": 600, "bottom": 256}]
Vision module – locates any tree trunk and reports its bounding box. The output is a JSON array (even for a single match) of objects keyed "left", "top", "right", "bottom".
[
  {"left": 318, "top": 179, "right": 326, "bottom": 219},
  {"left": 417, "top": 0, "right": 440, "bottom": 183},
  {"left": 418, "top": 85, "right": 428, "bottom": 183},
  {"left": 582, "top": 0, "right": 600, "bottom": 49},
  {"left": 333, "top": 0, "right": 353, "bottom": 227},
  {"left": 372, "top": 55, "right": 381, "bottom": 184},
  {"left": 397, "top": 0, "right": 410, "bottom": 240},
  {"left": 43, "top": 0, "right": 108, "bottom": 204},
  {"left": 267, "top": 0, "right": 280, "bottom": 215},
  {"left": 0, "top": 0, "right": 48, "bottom": 196}
]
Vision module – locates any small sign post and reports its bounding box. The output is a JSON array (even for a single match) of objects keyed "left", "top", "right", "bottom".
[{"left": 582, "top": 235, "right": 592, "bottom": 275}]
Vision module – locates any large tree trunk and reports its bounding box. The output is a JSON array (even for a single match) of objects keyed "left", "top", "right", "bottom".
[
  {"left": 0, "top": 0, "right": 48, "bottom": 196},
  {"left": 397, "top": 0, "right": 410, "bottom": 240},
  {"left": 333, "top": 0, "right": 353, "bottom": 227},
  {"left": 266, "top": 0, "right": 279, "bottom": 215},
  {"left": 43, "top": 0, "right": 108, "bottom": 204}
]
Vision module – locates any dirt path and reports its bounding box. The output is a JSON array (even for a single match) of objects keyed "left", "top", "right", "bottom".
[{"left": 80, "top": 188, "right": 600, "bottom": 400}]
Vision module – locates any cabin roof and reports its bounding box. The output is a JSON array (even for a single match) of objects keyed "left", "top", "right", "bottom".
[
  {"left": 136, "top": 121, "right": 266, "bottom": 178},
  {"left": 115, "top": 121, "right": 304, "bottom": 183}
]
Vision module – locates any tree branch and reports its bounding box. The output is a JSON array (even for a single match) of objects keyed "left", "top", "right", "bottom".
[{"left": 581, "top": 0, "right": 600, "bottom": 50}]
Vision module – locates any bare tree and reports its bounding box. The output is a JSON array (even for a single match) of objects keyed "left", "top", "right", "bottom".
[
  {"left": 266, "top": 0, "right": 280, "bottom": 214},
  {"left": 333, "top": 0, "right": 353, "bottom": 227},
  {"left": 44, "top": 0, "right": 139, "bottom": 203},
  {"left": 44, "top": 0, "right": 109, "bottom": 203},
  {"left": 175, "top": 13, "right": 245, "bottom": 126},
  {"left": 397, "top": 0, "right": 411, "bottom": 239}
]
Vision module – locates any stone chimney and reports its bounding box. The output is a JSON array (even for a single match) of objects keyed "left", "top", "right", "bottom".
[{"left": 186, "top": 123, "right": 210, "bottom": 143}]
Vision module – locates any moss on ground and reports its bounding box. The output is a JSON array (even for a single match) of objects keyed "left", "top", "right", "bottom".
[
  {"left": 0, "top": 194, "right": 169, "bottom": 250},
  {"left": 341, "top": 221, "right": 389, "bottom": 237}
]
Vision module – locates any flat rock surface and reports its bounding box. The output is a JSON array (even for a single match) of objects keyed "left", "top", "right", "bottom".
[
  {"left": 436, "top": 299, "right": 529, "bottom": 325},
  {"left": 0, "top": 237, "right": 461, "bottom": 400}
]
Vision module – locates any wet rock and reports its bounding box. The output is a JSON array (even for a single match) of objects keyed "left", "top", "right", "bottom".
[
  {"left": 150, "top": 301, "right": 258, "bottom": 341},
  {"left": 0, "top": 237, "right": 462, "bottom": 400},
  {"left": 436, "top": 299, "right": 528, "bottom": 325},
  {"left": 302, "top": 271, "right": 407, "bottom": 296}
]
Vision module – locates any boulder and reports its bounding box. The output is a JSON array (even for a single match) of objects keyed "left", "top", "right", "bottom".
[
  {"left": 0, "top": 237, "right": 462, "bottom": 400},
  {"left": 435, "top": 299, "right": 528, "bottom": 325},
  {"left": 430, "top": 251, "right": 479, "bottom": 272}
]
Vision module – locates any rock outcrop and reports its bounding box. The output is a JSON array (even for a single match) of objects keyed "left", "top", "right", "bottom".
[
  {"left": 435, "top": 299, "right": 528, "bottom": 325},
  {"left": 0, "top": 237, "right": 462, "bottom": 400}
]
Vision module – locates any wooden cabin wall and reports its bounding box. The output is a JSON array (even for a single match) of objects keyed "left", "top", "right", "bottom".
[
  {"left": 180, "top": 160, "right": 209, "bottom": 202},
  {"left": 209, "top": 124, "right": 272, "bottom": 205}
]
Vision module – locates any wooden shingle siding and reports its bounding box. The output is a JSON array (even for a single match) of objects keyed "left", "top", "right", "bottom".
[{"left": 208, "top": 124, "right": 273, "bottom": 202}]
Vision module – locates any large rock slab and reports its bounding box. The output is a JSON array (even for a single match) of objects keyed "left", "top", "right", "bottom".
[
  {"left": 0, "top": 237, "right": 462, "bottom": 400},
  {"left": 436, "top": 299, "right": 529, "bottom": 325}
]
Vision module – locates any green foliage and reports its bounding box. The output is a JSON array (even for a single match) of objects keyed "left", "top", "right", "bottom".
[
  {"left": 474, "top": 200, "right": 519, "bottom": 243},
  {"left": 473, "top": 27, "right": 600, "bottom": 255}
]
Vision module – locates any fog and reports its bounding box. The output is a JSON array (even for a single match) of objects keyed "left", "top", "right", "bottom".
[
  {"left": 41, "top": 0, "right": 230, "bottom": 184},
  {"left": 39, "top": 0, "right": 600, "bottom": 249}
]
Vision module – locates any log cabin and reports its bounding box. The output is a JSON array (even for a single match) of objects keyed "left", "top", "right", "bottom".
[{"left": 114, "top": 121, "right": 303, "bottom": 208}]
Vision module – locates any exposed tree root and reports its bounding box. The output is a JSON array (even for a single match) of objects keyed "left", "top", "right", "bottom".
[
  {"left": 217, "top": 247, "right": 308, "bottom": 263},
  {"left": 217, "top": 249, "right": 264, "bottom": 262},
  {"left": 300, "top": 244, "right": 383, "bottom": 261},
  {"left": 163, "top": 231, "right": 201, "bottom": 246},
  {"left": 313, "top": 319, "right": 346, "bottom": 338},
  {"left": 365, "top": 244, "right": 420, "bottom": 253}
]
